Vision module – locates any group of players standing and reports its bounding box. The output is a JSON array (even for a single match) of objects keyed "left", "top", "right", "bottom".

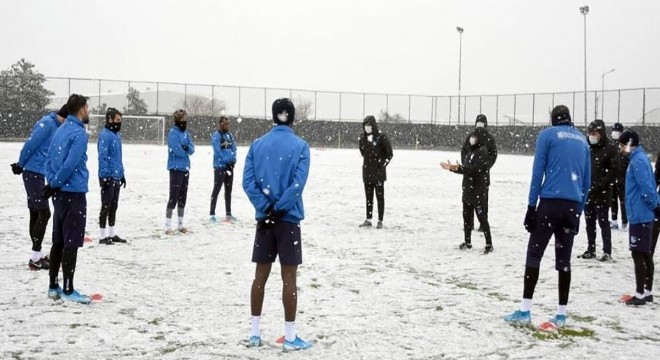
[{"left": 9, "top": 95, "right": 660, "bottom": 347}]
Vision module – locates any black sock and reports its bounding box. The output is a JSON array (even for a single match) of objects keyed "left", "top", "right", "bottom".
[
  {"left": 558, "top": 270, "right": 571, "bottom": 305},
  {"left": 523, "top": 266, "right": 540, "bottom": 300},
  {"left": 62, "top": 248, "right": 78, "bottom": 295},
  {"left": 632, "top": 251, "right": 647, "bottom": 295},
  {"left": 49, "top": 243, "right": 63, "bottom": 289}
]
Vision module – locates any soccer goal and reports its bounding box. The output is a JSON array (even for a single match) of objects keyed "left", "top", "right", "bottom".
[{"left": 88, "top": 114, "right": 167, "bottom": 145}]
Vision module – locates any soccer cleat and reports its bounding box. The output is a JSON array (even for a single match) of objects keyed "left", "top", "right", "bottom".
[
  {"left": 359, "top": 220, "right": 372, "bottom": 228},
  {"left": 165, "top": 228, "right": 177, "bottom": 235},
  {"left": 178, "top": 227, "right": 189, "bottom": 234},
  {"left": 599, "top": 253, "right": 613, "bottom": 262},
  {"left": 282, "top": 336, "right": 313, "bottom": 352},
  {"left": 226, "top": 215, "right": 238, "bottom": 222},
  {"left": 610, "top": 222, "right": 619, "bottom": 230},
  {"left": 60, "top": 290, "right": 91, "bottom": 304},
  {"left": 209, "top": 215, "right": 217, "bottom": 223},
  {"left": 624, "top": 296, "right": 646, "bottom": 306},
  {"left": 247, "top": 335, "right": 262, "bottom": 347},
  {"left": 484, "top": 245, "right": 494, "bottom": 254},
  {"left": 47, "top": 286, "right": 63, "bottom": 300},
  {"left": 99, "top": 237, "right": 114, "bottom": 245},
  {"left": 548, "top": 314, "right": 567, "bottom": 328},
  {"left": 503, "top": 310, "right": 531, "bottom": 325},
  {"left": 112, "top": 235, "right": 127, "bottom": 243},
  {"left": 459, "top": 242, "right": 472, "bottom": 250},
  {"left": 578, "top": 251, "right": 597, "bottom": 259},
  {"left": 29, "top": 257, "right": 50, "bottom": 270},
  {"left": 644, "top": 295, "right": 654, "bottom": 303},
  {"left": 376, "top": 221, "right": 383, "bottom": 229}
]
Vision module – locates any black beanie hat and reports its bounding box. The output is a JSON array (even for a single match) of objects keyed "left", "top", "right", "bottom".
[
  {"left": 612, "top": 122, "right": 624, "bottom": 132},
  {"left": 475, "top": 114, "right": 487, "bottom": 127},
  {"left": 272, "top": 98, "right": 295, "bottom": 125},
  {"left": 551, "top": 105, "right": 572, "bottom": 126},
  {"left": 618, "top": 129, "right": 639, "bottom": 147},
  {"left": 57, "top": 104, "right": 69, "bottom": 119}
]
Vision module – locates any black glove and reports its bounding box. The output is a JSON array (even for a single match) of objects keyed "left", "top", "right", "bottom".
[
  {"left": 99, "top": 177, "right": 111, "bottom": 187},
  {"left": 654, "top": 206, "right": 660, "bottom": 220},
  {"left": 524, "top": 206, "right": 537, "bottom": 233},
  {"left": 259, "top": 205, "right": 286, "bottom": 229},
  {"left": 182, "top": 145, "right": 189, "bottom": 152},
  {"left": 227, "top": 163, "right": 235, "bottom": 171},
  {"left": 120, "top": 177, "right": 126, "bottom": 188},
  {"left": 10, "top": 163, "right": 23, "bottom": 175},
  {"left": 42, "top": 185, "right": 60, "bottom": 198}
]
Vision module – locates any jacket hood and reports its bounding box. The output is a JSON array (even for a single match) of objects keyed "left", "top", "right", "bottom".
[
  {"left": 587, "top": 119, "right": 608, "bottom": 147},
  {"left": 475, "top": 114, "right": 488, "bottom": 128},
  {"left": 363, "top": 115, "right": 378, "bottom": 134}
]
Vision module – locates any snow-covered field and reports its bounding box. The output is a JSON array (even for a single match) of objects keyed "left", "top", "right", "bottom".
[{"left": 1, "top": 141, "right": 658, "bottom": 359}]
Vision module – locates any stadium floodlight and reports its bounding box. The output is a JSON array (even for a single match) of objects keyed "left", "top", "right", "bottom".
[
  {"left": 580, "top": 5, "right": 589, "bottom": 124},
  {"left": 89, "top": 114, "right": 167, "bottom": 145},
  {"left": 456, "top": 26, "right": 464, "bottom": 124}
]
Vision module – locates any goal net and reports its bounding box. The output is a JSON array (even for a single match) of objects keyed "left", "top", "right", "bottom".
[{"left": 88, "top": 114, "right": 167, "bottom": 145}]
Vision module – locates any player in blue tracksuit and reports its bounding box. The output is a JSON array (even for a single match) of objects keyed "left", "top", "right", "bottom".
[
  {"left": 616, "top": 130, "right": 660, "bottom": 305},
  {"left": 165, "top": 109, "right": 195, "bottom": 234},
  {"left": 43, "top": 94, "right": 92, "bottom": 304},
  {"left": 505, "top": 105, "right": 591, "bottom": 328},
  {"left": 10, "top": 105, "right": 68, "bottom": 270},
  {"left": 242, "top": 98, "right": 312, "bottom": 351},
  {"left": 97, "top": 108, "right": 126, "bottom": 245},
  {"left": 209, "top": 116, "right": 237, "bottom": 222}
]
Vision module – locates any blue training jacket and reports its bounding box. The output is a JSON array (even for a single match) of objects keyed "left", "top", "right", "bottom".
[
  {"left": 243, "top": 125, "right": 310, "bottom": 224},
  {"left": 45, "top": 115, "right": 89, "bottom": 193},
  {"left": 167, "top": 126, "right": 195, "bottom": 171},
  {"left": 212, "top": 130, "right": 237, "bottom": 169},
  {"left": 97, "top": 127, "right": 124, "bottom": 179},
  {"left": 18, "top": 112, "right": 61, "bottom": 175},
  {"left": 528, "top": 124, "right": 591, "bottom": 212},
  {"left": 625, "top": 146, "right": 660, "bottom": 224}
]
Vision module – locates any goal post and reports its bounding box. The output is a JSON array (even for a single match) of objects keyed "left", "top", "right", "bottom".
[{"left": 88, "top": 114, "right": 167, "bottom": 145}]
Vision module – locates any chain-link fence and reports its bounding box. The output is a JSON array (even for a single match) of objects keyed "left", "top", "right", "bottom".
[{"left": 44, "top": 77, "right": 660, "bottom": 126}]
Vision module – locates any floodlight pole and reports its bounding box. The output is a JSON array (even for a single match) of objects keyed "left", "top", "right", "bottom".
[
  {"left": 580, "top": 5, "right": 589, "bottom": 124},
  {"left": 456, "top": 26, "right": 464, "bottom": 125}
]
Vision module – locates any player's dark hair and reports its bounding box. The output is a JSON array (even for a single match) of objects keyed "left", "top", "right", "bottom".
[
  {"left": 66, "top": 94, "right": 88, "bottom": 115},
  {"left": 105, "top": 107, "right": 122, "bottom": 122}
]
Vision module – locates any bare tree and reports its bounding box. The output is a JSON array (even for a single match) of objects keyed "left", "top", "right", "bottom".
[
  {"left": 179, "top": 94, "right": 226, "bottom": 116},
  {"left": 378, "top": 110, "right": 406, "bottom": 123}
]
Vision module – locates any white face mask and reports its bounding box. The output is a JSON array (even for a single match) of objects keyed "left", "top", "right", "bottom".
[
  {"left": 611, "top": 131, "right": 621, "bottom": 140},
  {"left": 364, "top": 125, "right": 373, "bottom": 134},
  {"left": 469, "top": 137, "right": 477, "bottom": 146},
  {"left": 475, "top": 122, "right": 485, "bottom": 128},
  {"left": 588, "top": 135, "right": 599, "bottom": 145},
  {"left": 277, "top": 112, "right": 288, "bottom": 123}
]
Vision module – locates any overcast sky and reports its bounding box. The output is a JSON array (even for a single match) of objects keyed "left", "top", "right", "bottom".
[{"left": 1, "top": 0, "right": 659, "bottom": 96}]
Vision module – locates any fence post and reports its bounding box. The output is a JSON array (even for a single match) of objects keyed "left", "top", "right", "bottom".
[
  {"left": 337, "top": 130, "right": 341, "bottom": 149},
  {"left": 67, "top": 78, "right": 71, "bottom": 96},
  {"left": 386, "top": 94, "right": 389, "bottom": 115},
  {"left": 642, "top": 88, "right": 646, "bottom": 125},
  {"left": 211, "top": 85, "right": 215, "bottom": 116},
  {"left": 156, "top": 82, "right": 160, "bottom": 114},
  {"left": 362, "top": 93, "right": 366, "bottom": 119},
  {"left": 430, "top": 96, "right": 433, "bottom": 124},
  {"left": 264, "top": 88, "right": 267, "bottom": 120},
  {"left": 552, "top": 93, "right": 555, "bottom": 108},
  {"left": 532, "top": 93, "right": 535, "bottom": 126},
  {"left": 479, "top": 96, "right": 482, "bottom": 114},
  {"left": 98, "top": 79, "right": 101, "bottom": 110},
  {"left": 449, "top": 96, "right": 452, "bottom": 125},
  {"left": 408, "top": 95, "right": 411, "bottom": 123},
  {"left": 127, "top": 81, "right": 131, "bottom": 111},
  {"left": 593, "top": 91, "right": 598, "bottom": 121},
  {"left": 339, "top": 92, "right": 342, "bottom": 121},
  {"left": 238, "top": 87, "right": 242, "bottom": 117},
  {"left": 513, "top": 94, "right": 517, "bottom": 126},
  {"left": 314, "top": 91, "right": 317, "bottom": 121},
  {"left": 495, "top": 95, "right": 499, "bottom": 126},
  {"left": 617, "top": 89, "right": 621, "bottom": 123},
  {"left": 184, "top": 84, "right": 187, "bottom": 109}
]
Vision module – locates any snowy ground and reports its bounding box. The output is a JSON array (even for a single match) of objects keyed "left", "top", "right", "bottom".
[{"left": 1, "top": 141, "right": 658, "bottom": 360}]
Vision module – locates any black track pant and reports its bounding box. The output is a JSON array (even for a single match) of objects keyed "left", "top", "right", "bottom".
[
  {"left": 210, "top": 167, "right": 233, "bottom": 216},
  {"left": 585, "top": 203, "right": 612, "bottom": 255},
  {"left": 364, "top": 182, "right": 384, "bottom": 221},
  {"left": 29, "top": 208, "right": 51, "bottom": 252},
  {"left": 462, "top": 201, "right": 492, "bottom": 246},
  {"left": 99, "top": 178, "right": 121, "bottom": 228},
  {"left": 167, "top": 170, "right": 190, "bottom": 210},
  {"left": 611, "top": 181, "right": 627, "bottom": 224}
]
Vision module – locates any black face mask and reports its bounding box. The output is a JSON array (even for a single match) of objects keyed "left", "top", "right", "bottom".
[
  {"left": 175, "top": 121, "right": 187, "bottom": 131},
  {"left": 106, "top": 123, "right": 121, "bottom": 133}
]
